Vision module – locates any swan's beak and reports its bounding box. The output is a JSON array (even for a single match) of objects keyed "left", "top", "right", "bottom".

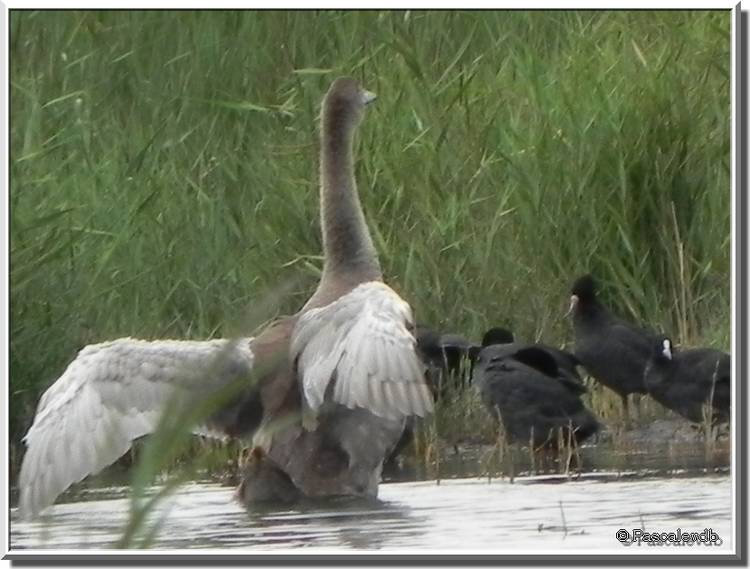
[
  {"left": 662, "top": 339, "right": 672, "bottom": 360},
  {"left": 565, "top": 295, "right": 579, "bottom": 317},
  {"left": 361, "top": 90, "right": 377, "bottom": 105}
]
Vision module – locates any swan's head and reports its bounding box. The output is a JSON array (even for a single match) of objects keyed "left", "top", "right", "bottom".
[
  {"left": 323, "top": 77, "right": 376, "bottom": 128},
  {"left": 567, "top": 273, "right": 597, "bottom": 316}
]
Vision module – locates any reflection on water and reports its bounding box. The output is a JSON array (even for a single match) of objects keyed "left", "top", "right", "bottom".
[{"left": 10, "top": 473, "right": 732, "bottom": 552}]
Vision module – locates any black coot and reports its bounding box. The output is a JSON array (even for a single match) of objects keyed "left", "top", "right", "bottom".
[
  {"left": 472, "top": 342, "right": 599, "bottom": 448},
  {"left": 644, "top": 336, "right": 731, "bottom": 424},
  {"left": 568, "top": 274, "right": 656, "bottom": 423}
]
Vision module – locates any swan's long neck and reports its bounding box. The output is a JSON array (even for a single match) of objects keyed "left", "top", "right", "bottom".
[{"left": 318, "top": 106, "right": 381, "bottom": 287}]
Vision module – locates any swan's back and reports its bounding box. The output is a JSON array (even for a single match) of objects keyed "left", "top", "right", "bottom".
[{"left": 292, "top": 282, "right": 432, "bottom": 420}]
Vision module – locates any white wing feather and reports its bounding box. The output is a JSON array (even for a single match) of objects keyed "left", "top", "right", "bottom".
[
  {"left": 19, "top": 337, "right": 255, "bottom": 518},
  {"left": 291, "top": 282, "right": 433, "bottom": 420}
]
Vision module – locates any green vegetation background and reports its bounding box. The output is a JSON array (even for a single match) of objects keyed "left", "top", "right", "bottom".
[{"left": 9, "top": 10, "right": 731, "bottom": 472}]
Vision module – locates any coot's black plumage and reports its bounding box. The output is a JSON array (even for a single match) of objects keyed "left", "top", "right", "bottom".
[
  {"left": 478, "top": 327, "right": 584, "bottom": 388},
  {"left": 644, "top": 336, "right": 731, "bottom": 424},
  {"left": 472, "top": 342, "right": 599, "bottom": 448},
  {"left": 568, "top": 274, "right": 656, "bottom": 422}
]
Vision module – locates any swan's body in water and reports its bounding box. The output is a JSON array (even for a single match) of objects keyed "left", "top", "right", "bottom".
[{"left": 18, "top": 77, "right": 433, "bottom": 518}]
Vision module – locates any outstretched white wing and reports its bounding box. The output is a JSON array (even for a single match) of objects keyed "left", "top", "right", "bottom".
[
  {"left": 19, "top": 337, "right": 255, "bottom": 518},
  {"left": 291, "top": 282, "right": 433, "bottom": 420}
]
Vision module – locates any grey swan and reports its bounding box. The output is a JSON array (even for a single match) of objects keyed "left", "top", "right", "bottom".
[
  {"left": 567, "top": 274, "right": 656, "bottom": 425},
  {"left": 18, "top": 77, "right": 433, "bottom": 518},
  {"left": 644, "top": 336, "right": 730, "bottom": 424},
  {"left": 472, "top": 340, "right": 599, "bottom": 448}
]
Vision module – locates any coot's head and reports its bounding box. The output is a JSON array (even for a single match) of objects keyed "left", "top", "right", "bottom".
[
  {"left": 481, "top": 327, "right": 515, "bottom": 347},
  {"left": 466, "top": 327, "right": 514, "bottom": 362},
  {"left": 567, "top": 274, "right": 597, "bottom": 315}
]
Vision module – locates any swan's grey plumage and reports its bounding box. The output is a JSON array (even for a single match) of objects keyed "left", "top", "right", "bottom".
[
  {"left": 292, "top": 282, "right": 431, "bottom": 420},
  {"left": 19, "top": 337, "right": 256, "bottom": 518},
  {"left": 288, "top": 77, "right": 430, "bottom": 423},
  {"left": 252, "top": 77, "right": 432, "bottom": 499},
  {"left": 19, "top": 76, "right": 432, "bottom": 516}
]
